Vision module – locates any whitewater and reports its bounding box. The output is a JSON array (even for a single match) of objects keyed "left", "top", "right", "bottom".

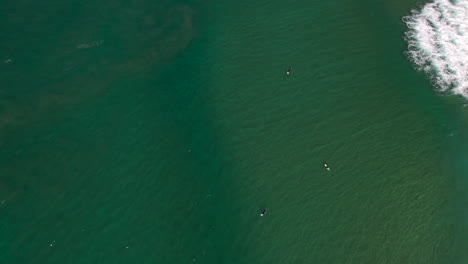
[{"left": 404, "top": 0, "right": 468, "bottom": 98}]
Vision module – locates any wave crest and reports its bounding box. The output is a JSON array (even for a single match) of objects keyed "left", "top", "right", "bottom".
[{"left": 404, "top": 0, "right": 468, "bottom": 97}]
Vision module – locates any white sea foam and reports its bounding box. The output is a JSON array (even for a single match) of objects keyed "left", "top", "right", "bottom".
[{"left": 404, "top": 0, "right": 468, "bottom": 97}]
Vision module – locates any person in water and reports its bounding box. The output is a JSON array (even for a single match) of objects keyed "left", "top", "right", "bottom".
[
  {"left": 323, "top": 162, "right": 330, "bottom": 170},
  {"left": 286, "top": 68, "right": 292, "bottom": 75},
  {"left": 260, "top": 208, "right": 267, "bottom": 216}
]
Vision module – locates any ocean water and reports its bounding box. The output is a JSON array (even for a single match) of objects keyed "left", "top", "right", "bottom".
[{"left": 1, "top": 0, "right": 468, "bottom": 263}]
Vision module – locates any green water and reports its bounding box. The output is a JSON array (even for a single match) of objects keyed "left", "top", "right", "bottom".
[{"left": 1, "top": 0, "right": 468, "bottom": 263}]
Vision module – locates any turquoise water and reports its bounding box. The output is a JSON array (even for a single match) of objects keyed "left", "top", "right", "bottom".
[{"left": 1, "top": 0, "right": 468, "bottom": 263}]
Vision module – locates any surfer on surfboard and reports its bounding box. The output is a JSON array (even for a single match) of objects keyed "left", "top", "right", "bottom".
[{"left": 323, "top": 162, "right": 330, "bottom": 171}]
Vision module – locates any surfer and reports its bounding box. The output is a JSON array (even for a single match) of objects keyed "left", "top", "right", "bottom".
[
  {"left": 260, "top": 208, "right": 267, "bottom": 216},
  {"left": 323, "top": 162, "right": 330, "bottom": 171},
  {"left": 286, "top": 68, "right": 292, "bottom": 75}
]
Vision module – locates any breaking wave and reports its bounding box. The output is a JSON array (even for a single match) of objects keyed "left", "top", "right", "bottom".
[{"left": 404, "top": 0, "right": 468, "bottom": 98}]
